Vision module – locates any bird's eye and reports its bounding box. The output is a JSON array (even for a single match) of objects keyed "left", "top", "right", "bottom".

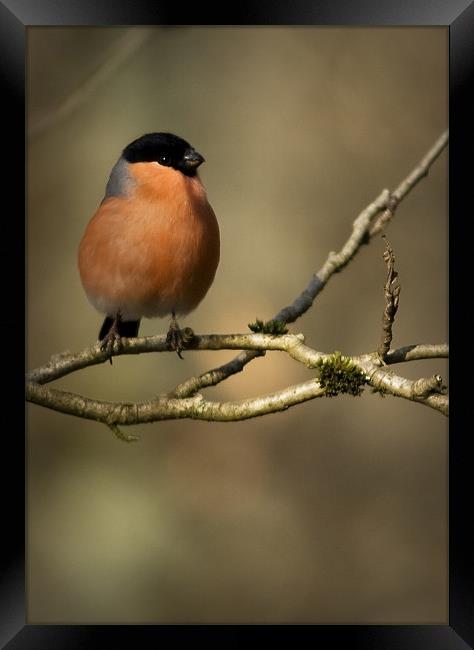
[{"left": 158, "top": 154, "right": 170, "bottom": 165}]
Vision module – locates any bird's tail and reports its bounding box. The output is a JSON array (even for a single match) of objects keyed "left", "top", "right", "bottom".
[{"left": 99, "top": 317, "right": 141, "bottom": 340}]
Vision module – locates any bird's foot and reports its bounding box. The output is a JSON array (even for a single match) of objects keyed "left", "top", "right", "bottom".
[
  {"left": 166, "top": 318, "right": 185, "bottom": 359},
  {"left": 166, "top": 315, "right": 194, "bottom": 359},
  {"left": 100, "top": 318, "right": 123, "bottom": 364}
]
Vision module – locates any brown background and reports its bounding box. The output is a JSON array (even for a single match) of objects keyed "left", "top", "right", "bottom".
[{"left": 27, "top": 27, "right": 448, "bottom": 623}]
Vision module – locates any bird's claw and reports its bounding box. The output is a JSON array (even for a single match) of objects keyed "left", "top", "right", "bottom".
[
  {"left": 100, "top": 325, "right": 123, "bottom": 364},
  {"left": 166, "top": 324, "right": 185, "bottom": 359}
]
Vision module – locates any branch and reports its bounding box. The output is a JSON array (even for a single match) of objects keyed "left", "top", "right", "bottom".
[
  {"left": 369, "top": 130, "right": 449, "bottom": 236},
  {"left": 26, "top": 377, "right": 326, "bottom": 425},
  {"left": 385, "top": 343, "right": 448, "bottom": 364},
  {"left": 26, "top": 333, "right": 323, "bottom": 385},
  {"left": 360, "top": 361, "right": 448, "bottom": 416},
  {"left": 26, "top": 348, "right": 448, "bottom": 426},
  {"left": 26, "top": 334, "right": 449, "bottom": 433},
  {"left": 27, "top": 334, "right": 449, "bottom": 387}
]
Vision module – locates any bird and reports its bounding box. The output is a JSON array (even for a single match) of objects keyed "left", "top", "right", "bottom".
[{"left": 78, "top": 132, "right": 220, "bottom": 358}]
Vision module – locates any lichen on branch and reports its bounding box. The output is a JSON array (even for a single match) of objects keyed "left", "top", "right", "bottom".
[{"left": 316, "top": 352, "right": 367, "bottom": 397}]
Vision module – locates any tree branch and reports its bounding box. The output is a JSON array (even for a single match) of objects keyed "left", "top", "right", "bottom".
[
  {"left": 26, "top": 334, "right": 449, "bottom": 432},
  {"left": 26, "top": 333, "right": 323, "bottom": 385},
  {"left": 27, "top": 334, "right": 449, "bottom": 387},
  {"left": 26, "top": 341, "right": 448, "bottom": 434},
  {"left": 360, "top": 362, "right": 448, "bottom": 416},
  {"left": 26, "top": 377, "right": 326, "bottom": 425},
  {"left": 369, "top": 130, "right": 449, "bottom": 236},
  {"left": 385, "top": 343, "right": 448, "bottom": 364}
]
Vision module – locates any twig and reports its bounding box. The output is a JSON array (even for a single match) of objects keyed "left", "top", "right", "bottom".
[
  {"left": 369, "top": 130, "right": 449, "bottom": 236},
  {"left": 378, "top": 236, "right": 401, "bottom": 359},
  {"left": 360, "top": 362, "right": 448, "bottom": 416},
  {"left": 385, "top": 343, "right": 448, "bottom": 364}
]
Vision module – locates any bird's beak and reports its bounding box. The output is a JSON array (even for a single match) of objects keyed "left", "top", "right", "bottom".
[{"left": 183, "top": 148, "right": 205, "bottom": 169}]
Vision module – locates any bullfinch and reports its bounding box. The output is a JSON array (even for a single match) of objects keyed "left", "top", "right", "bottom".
[{"left": 78, "top": 132, "right": 220, "bottom": 357}]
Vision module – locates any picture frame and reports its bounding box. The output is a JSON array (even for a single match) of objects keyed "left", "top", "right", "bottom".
[{"left": 2, "top": 0, "right": 472, "bottom": 647}]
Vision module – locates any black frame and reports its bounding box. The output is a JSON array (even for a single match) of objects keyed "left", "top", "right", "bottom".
[{"left": 3, "top": 1, "right": 473, "bottom": 647}]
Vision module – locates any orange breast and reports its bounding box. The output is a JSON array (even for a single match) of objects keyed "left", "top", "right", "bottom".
[{"left": 78, "top": 164, "right": 220, "bottom": 320}]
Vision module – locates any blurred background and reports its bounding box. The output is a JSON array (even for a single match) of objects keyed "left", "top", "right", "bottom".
[{"left": 27, "top": 27, "right": 448, "bottom": 623}]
